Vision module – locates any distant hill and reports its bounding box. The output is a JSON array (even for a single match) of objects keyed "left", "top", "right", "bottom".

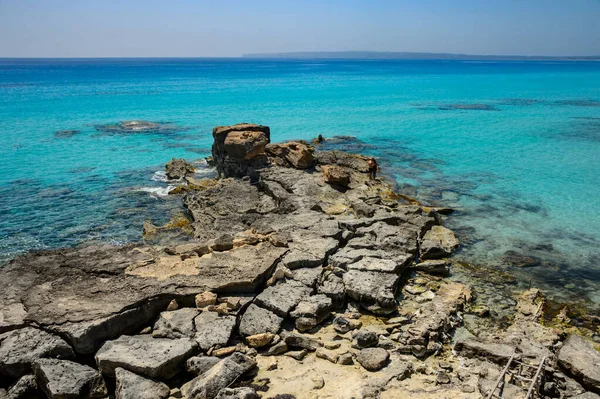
[{"left": 242, "top": 51, "right": 600, "bottom": 61}]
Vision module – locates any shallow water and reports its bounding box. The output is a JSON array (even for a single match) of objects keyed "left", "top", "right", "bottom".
[{"left": 0, "top": 58, "right": 599, "bottom": 306}]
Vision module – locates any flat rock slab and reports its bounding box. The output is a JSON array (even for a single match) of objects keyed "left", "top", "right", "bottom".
[
  {"left": 95, "top": 335, "right": 197, "bottom": 379},
  {"left": 153, "top": 308, "right": 200, "bottom": 339},
  {"left": 115, "top": 367, "right": 170, "bottom": 399},
  {"left": 194, "top": 311, "right": 236, "bottom": 352},
  {"left": 34, "top": 358, "right": 107, "bottom": 399},
  {"left": 238, "top": 304, "right": 283, "bottom": 337},
  {"left": 0, "top": 327, "right": 74, "bottom": 381},
  {"left": 255, "top": 279, "right": 313, "bottom": 317},
  {"left": 181, "top": 353, "right": 256, "bottom": 399},
  {"left": 419, "top": 225, "right": 459, "bottom": 259},
  {"left": 558, "top": 334, "right": 600, "bottom": 393},
  {"left": 342, "top": 270, "right": 399, "bottom": 308}
]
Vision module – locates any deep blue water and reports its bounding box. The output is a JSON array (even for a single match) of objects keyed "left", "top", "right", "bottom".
[{"left": 1, "top": 58, "right": 599, "bottom": 305}]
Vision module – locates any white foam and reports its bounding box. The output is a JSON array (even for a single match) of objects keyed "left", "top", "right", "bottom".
[
  {"left": 137, "top": 185, "right": 175, "bottom": 198},
  {"left": 151, "top": 171, "right": 169, "bottom": 182}
]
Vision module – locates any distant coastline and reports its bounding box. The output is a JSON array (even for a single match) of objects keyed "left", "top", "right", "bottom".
[{"left": 242, "top": 51, "right": 600, "bottom": 61}]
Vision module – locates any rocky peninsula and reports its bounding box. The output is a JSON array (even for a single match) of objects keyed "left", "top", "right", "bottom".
[{"left": 1, "top": 123, "right": 599, "bottom": 399}]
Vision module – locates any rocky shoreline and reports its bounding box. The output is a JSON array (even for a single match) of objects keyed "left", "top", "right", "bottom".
[{"left": 1, "top": 123, "right": 599, "bottom": 399}]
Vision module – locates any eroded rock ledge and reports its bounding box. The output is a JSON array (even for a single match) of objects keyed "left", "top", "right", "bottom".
[{"left": 1, "top": 123, "right": 598, "bottom": 399}]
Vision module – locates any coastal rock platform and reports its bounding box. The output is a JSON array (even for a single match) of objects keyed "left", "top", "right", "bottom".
[{"left": 0, "top": 123, "right": 598, "bottom": 399}]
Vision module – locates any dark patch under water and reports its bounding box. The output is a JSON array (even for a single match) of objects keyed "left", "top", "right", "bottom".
[
  {"left": 54, "top": 129, "right": 81, "bottom": 138},
  {"left": 93, "top": 120, "right": 189, "bottom": 136}
]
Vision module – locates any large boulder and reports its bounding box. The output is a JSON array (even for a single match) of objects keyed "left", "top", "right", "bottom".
[
  {"left": 265, "top": 142, "right": 315, "bottom": 169},
  {"left": 33, "top": 358, "right": 107, "bottom": 399},
  {"left": 115, "top": 367, "right": 170, "bottom": 399},
  {"left": 322, "top": 165, "right": 350, "bottom": 187},
  {"left": 419, "top": 225, "right": 459, "bottom": 259},
  {"left": 558, "top": 335, "right": 600, "bottom": 393},
  {"left": 95, "top": 335, "right": 196, "bottom": 379},
  {"left": 165, "top": 158, "right": 195, "bottom": 180},
  {"left": 212, "top": 123, "right": 271, "bottom": 178},
  {"left": 0, "top": 327, "right": 74, "bottom": 382},
  {"left": 356, "top": 348, "right": 390, "bottom": 371},
  {"left": 181, "top": 353, "right": 256, "bottom": 399}
]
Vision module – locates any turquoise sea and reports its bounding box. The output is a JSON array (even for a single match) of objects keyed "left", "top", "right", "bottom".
[{"left": 0, "top": 58, "right": 599, "bottom": 307}]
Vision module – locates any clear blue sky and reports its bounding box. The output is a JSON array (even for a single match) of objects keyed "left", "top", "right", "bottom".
[{"left": 1, "top": 0, "right": 599, "bottom": 57}]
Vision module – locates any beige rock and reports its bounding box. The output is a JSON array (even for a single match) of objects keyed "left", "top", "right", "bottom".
[
  {"left": 224, "top": 131, "right": 269, "bottom": 160},
  {"left": 166, "top": 299, "right": 179, "bottom": 311},
  {"left": 322, "top": 165, "right": 350, "bottom": 187},
  {"left": 195, "top": 291, "right": 217, "bottom": 308},
  {"left": 245, "top": 333, "right": 276, "bottom": 348}
]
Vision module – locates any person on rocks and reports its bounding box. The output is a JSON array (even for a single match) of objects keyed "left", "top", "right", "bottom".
[
  {"left": 368, "top": 158, "right": 378, "bottom": 180},
  {"left": 317, "top": 134, "right": 325, "bottom": 144}
]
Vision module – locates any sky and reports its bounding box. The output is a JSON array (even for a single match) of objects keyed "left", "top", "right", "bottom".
[{"left": 0, "top": 0, "right": 599, "bottom": 58}]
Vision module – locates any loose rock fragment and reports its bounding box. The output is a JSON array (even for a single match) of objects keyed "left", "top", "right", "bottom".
[
  {"left": 356, "top": 348, "right": 390, "bottom": 371},
  {"left": 115, "top": 367, "right": 170, "bottom": 399}
]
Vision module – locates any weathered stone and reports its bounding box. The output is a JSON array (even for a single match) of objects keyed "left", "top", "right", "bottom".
[
  {"left": 255, "top": 280, "right": 313, "bottom": 317},
  {"left": 165, "top": 158, "right": 195, "bottom": 180},
  {"left": 454, "top": 338, "right": 515, "bottom": 365},
  {"left": 558, "top": 335, "right": 600, "bottom": 393},
  {"left": 356, "top": 348, "right": 390, "bottom": 371},
  {"left": 186, "top": 356, "right": 221, "bottom": 376},
  {"left": 239, "top": 304, "right": 284, "bottom": 337},
  {"left": 265, "top": 341, "right": 288, "bottom": 356},
  {"left": 292, "top": 267, "right": 322, "bottom": 288},
  {"left": 115, "top": 367, "right": 170, "bottom": 399},
  {"left": 245, "top": 333, "right": 276, "bottom": 348},
  {"left": 290, "top": 295, "right": 332, "bottom": 331},
  {"left": 195, "top": 292, "right": 218, "bottom": 308},
  {"left": 33, "top": 358, "right": 107, "bottom": 399},
  {"left": 212, "top": 123, "right": 270, "bottom": 178},
  {"left": 152, "top": 308, "right": 200, "bottom": 339},
  {"left": 281, "top": 331, "right": 323, "bottom": 351},
  {"left": 215, "top": 387, "right": 259, "bottom": 399},
  {"left": 315, "top": 348, "right": 339, "bottom": 364},
  {"left": 322, "top": 165, "right": 350, "bottom": 187},
  {"left": 333, "top": 316, "right": 362, "bottom": 334},
  {"left": 571, "top": 393, "right": 600, "bottom": 399},
  {"left": 413, "top": 259, "right": 451, "bottom": 276},
  {"left": 338, "top": 353, "right": 354, "bottom": 365},
  {"left": 95, "top": 335, "right": 196, "bottom": 379},
  {"left": 342, "top": 270, "right": 399, "bottom": 312},
  {"left": 355, "top": 330, "right": 379, "bottom": 348},
  {"left": 285, "top": 350, "right": 308, "bottom": 361},
  {"left": 181, "top": 353, "right": 256, "bottom": 399},
  {"left": 281, "top": 235, "right": 339, "bottom": 270},
  {"left": 420, "top": 225, "right": 459, "bottom": 259},
  {"left": 194, "top": 312, "right": 236, "bottom": 352},
  {"left": 317, "top": 272, "right": 346, "bottom": 307},
  {"left": 266, "top": 142, "right": 315, "bottom": 169},
  {"left": 0, "top": 327, "right": 74, "bottom": 381},
  {"left": 5, "top": 374, "right": 39, "bottom": 398}
]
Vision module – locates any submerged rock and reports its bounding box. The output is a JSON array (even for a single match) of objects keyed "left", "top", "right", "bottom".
[
  {"left": 419, "top": 225, "right": 459, "bottom": 259},
  {"left": 165, "top": 158, "right": 195, "bottom": 180}
]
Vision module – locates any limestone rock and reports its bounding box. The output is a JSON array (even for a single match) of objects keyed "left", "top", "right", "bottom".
[
  {"left": 317, "top": 272, "right": 346, "bottom": 308},
  {"left": 195, "top": 292, "right": 218, "bottom": 308},
  {"left": 266, "top": 142, "right": 315, "bottom": 169},
  {"left": 315, "top": 348, "right": 339, "bottom": 364},
  {"left": 212, "top": 123, "right": 270, "bottom": 178},
  {"left": 95, "top": 335, "right": 196, "bottom": 379},
  {"left": 255, "top": 280, "right": 313, "bottom": 317},
  {"left": 152, "top": 308, "right": 200, "bottom": 339},
  {"left": 5, "top": 374, "right": 39, "bottom": 398},
  {"left": 342, "top": 270, "right": 398, "bottom": 313},
  {"left": 413, "top": 259, "right": 450, "bottom": 276},
  {"left": 558, "top": 335, "right": 600, "bottom": 393},
  {"left": 290, "top": 295, "right": 332, "bottom": 332},
  {"left": 322, "top": 165, "right": 350, "bottom": 187},
  {"left": 245, "top": 333, "right": 276, "bottom": 348},
  {"left": 115, "top": 367, "right": 170, "bottom": 399},
  {"left": 33, "top": 358, "right": 107, "bottom": 399},
  {"left": 265, "top": 341, "right": 288, "bottom": 356},
  {"left": 165, "top": 158, "right": 195, "bottom": 180},
  {"left": 454, "top": 338, "right": 515, "bottom": 365},
  {"left": 292, "top": 267, "right": 322, "bottom": 288},
  {"left": 0, "top": 327, "right": 74, "bottom": 381},
  {"left": 333, "top": 316, "right": 362, "bottom": 334},
  {"left": 355, "top": 330, "right": 379, "bottom": 348},
  {"left": 186, "top": 356, "right": 221, "bottom": 376},
  {"left": 239, "top": 304, "right": 284, "bottom": 337},
  {"left": 356, "top": 348, "right": 390, "bottom": 371},
  {"left": 420, "top": 225, "right": 459, "bottom": 259},
  {"left": 194, "top": 312, "right": 236, "bottom": 352},
  {"left": 281, "top": 331, "right": 323, "bottom": 351},
  {"left": 181, "top": 353, "right": 256, "bottom": 399}
]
